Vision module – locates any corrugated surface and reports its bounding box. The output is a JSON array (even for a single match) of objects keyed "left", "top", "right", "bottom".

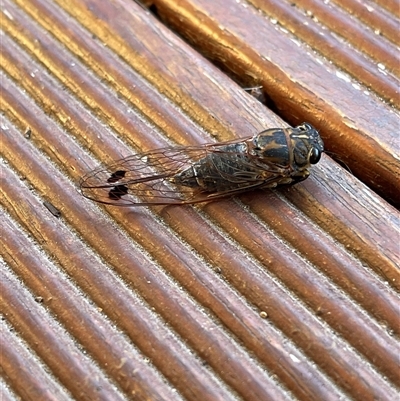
[{"left": 1, "top": 0, "right": 399, "bottom": 400}]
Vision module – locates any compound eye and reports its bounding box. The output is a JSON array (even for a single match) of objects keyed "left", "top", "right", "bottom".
[
  {"left": 309, "top": 147, "right": 321, "bottom": 164},
  {"left": 298, "top": 123, "right": 312, "bottom": 132}
]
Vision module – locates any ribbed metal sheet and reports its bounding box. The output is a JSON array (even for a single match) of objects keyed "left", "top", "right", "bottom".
[{"left": 1, "top": 0, "right": 399, "bottom": 400}]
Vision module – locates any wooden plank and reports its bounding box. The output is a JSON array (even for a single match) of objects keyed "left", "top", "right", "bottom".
[
  {"left": 149, "top": 0, "right": 400, "bottom": 207},
  {"left": 1, "top": 0, "right": 399, "bottom": 400},
  {"left": 332, "top": 0, "right": 400, "bottom": 46}
]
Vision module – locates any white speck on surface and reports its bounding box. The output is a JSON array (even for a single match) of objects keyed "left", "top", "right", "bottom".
[
  {"left": 3, "top": 9, "right": 14, "bottom": 20},
  {"left": 290, "top": 38, "right": 301, "bottom": 47},
  {"left": 289, "top": 354, "right": 301, "bottom": 363},
  {"left": 336, "top": 70, "right": 351, "bottom": 82}
]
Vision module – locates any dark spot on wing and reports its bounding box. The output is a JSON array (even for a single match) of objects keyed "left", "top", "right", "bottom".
[
  {"left": 107, "top": 170, "right": 126, "bottom": 183},
  {"left": 109, "top": 185, "right": 129, "bottom": 200}
]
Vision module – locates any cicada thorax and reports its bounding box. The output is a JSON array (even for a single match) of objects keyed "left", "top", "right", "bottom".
[
  {"left": 252, "top": 125, "right": 322, "bottom": 168},
  {"left": 251, "top": 123, "right": 324, "bottom": 184}
]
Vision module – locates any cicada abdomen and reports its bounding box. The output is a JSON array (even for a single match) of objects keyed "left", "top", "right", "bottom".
[{"left": 80, "top": 123, "right": 323, "bottom": 206}]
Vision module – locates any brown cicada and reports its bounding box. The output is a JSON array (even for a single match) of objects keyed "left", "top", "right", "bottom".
[{"left": 80, "top": 123, "right": 323, "bottom": 206}]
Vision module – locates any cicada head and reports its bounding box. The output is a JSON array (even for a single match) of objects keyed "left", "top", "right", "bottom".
[{"left": 289, "top": 123, "right": 324, "bottom": 169}]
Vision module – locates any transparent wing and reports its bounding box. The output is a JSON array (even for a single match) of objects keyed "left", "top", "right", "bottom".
[{"left": 79, "top": 140, "right": 286, "bottom": 206}]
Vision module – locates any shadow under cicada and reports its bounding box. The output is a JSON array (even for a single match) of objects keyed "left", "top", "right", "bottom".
[{"left": 80, "top": 123, "right": 324, "bottom": 206}]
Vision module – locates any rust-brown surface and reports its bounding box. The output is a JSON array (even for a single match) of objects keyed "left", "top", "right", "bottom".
[{"left": 1, "top": 0, "right": 399, "bottom": 400}]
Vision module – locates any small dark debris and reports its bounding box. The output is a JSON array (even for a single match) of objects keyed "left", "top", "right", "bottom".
[{"left": 43, "top": 201, "right": 61, "bottom": 218}]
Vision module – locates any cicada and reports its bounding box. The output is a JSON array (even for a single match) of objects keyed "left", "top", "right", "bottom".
[{"left": 80, "top": 122, "right": 323, "bottom": 206}]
